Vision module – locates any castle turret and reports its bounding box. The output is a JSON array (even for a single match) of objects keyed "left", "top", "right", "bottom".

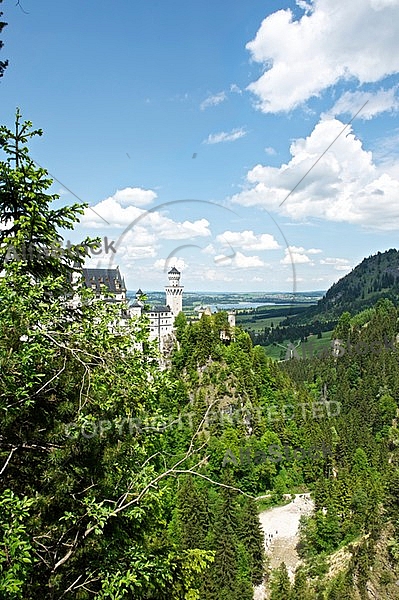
[
  {"left": 227, "top": 310, "right": 236, "bottom": 328},
  {"left": 165, "top": 267, "right": 183, "bottom": 319}
]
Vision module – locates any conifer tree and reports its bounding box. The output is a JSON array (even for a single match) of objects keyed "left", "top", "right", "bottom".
[
  {"left": 0, "top": 110, "right": 95, "bottom": 280},
  {"left": 177, "top": 477, "right": 209, "bottom": 550},
  {"left": 238, "top": 497, "right": 264, "bottom": 584},
  {"left": 270, "top": 562, "right": 292, "bottom": 600},
  {"left": 202, "top": 478, "right": 241, "bottom": 598},
  {"left": 292, "top": 566, "right": 311, "bottom": 600}
]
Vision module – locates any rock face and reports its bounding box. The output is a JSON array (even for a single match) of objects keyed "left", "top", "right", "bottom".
[{"left": 254, "top": 494, "right": 314, "bottom": 600}]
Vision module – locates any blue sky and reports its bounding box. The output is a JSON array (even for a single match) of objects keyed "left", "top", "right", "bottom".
[{"left": 2, "top": 0, "right": 399, "bottom": 292}]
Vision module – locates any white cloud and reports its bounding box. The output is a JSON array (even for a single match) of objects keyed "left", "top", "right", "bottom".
[
  {"left": 200, "top": 92, "right": 227, "bottom": 110},
  {"left": 154, "top": 257, "right": 187, "bottom": 272},
  {"left": 234, "top": 252, "right": 264, "bottom": 268},
  {"left": 246, "top": 0, "right": 399, "bottom": 113},
  {"left": 202, "top": 243, "right": 216, "bottom": 255},
  {"left": 281, "top": 251, "right": 311, "bottom": 265},
  {"left": 112, "top": 187, "right": 157, "bottom": 207},
  {"left": 265, "top": 146, "right": 276, "bottom": 155},
  {"left": 81, "top": 189, "right": 211, "bottom": 238},
  {"left": 320, "top": 257, "right": 352, "bottom": 271},
  {"left": 296, "top": 0, "right": 313, "bottom": 12},
  {"left": 152, "top": 217, "right": 211, "bottom": 240},
  {"left": 231, "top": 117, "right": 399, "bottom": 230},
  {"left": 113, "top": 228, "right": 159, "bottom": 260},
  {"left": 213, "top": 250, "right": 264, "bottom": 269},
  {"left": 232, "top": 252, "right": 264, "bottom": 269},
  {"left": 330, "top": 87, "right": 399, "bottom": 120},
  {"left": 230, "top": 84, "right": 242, "bottom": 94},
  {"left": 216, "top": 230, "right": 280, "bottom": 251},
  {"left": 289, "top": 245, "right": 322, "bottom": 254},
  {"left": 204, "top": 127, "right": 247, "bottom": 145},
  {"left": 280, "top": 246, "right": 321, "bottom": 265}
]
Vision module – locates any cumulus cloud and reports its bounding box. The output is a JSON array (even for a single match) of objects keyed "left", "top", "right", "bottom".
[
  {"left": 216, "top": 230, "right": 280, "bottom": 251},
  {"left": 81, "top": 188, "right": 211, "bottom": 238},
  {"left": 154, "top": 257, "right": 187, "bottom": 272},
  {"left": 200, "top": 92, "right": 227, "bottom": 110},
  {"left": 246, "top": 0, "right": 399, "bottom": 113},
  {"left": 234, "top": 252, "right": 264, "bottom": 268},
  {"left": 112, "top": 187, "right": 157, "bottom": 207},
  {"left": 213, "top": 250, "right": 264, "bottom": 269},
  {"left": 202, "top": 243, "right": 216, "bottom": 255},
  {"left": 287, "top": 246, "right": 322, "bottom": 256},
  {"left": 113, "top": 228, "right": 159, "bottom": 260},
  {"left": 203, "top": 127, "right": 247, "bottom": 145},
  {"left": 281, "top": 248, "right": 312, "bottom": 265},
  {"left": 330, "top": 87, "right": 399, "bottom": 120},
  {"left": 320, "top": 257, "right": 352, "bottom": 270},
  {"left": 231, "top": 117, "right": 399, "bottom": 230}
]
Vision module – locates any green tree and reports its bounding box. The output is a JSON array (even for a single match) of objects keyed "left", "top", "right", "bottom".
[
  {"left": 177, "top": 477, "right": 209, "bottom": 550},
  {"left": 238, "top": 497, "right": 265, "bottom": 585},
  {"left": 0, "top": 115, "right": 217, "bottom": 598},
  {"left": 0, "top": 490, "right": 34, "bottom": 600},
  {"left": 0, "top": 110, "right": 95, "bottom": 279},
  {"left": 292, "top": 567, "right": 311, "bottom": 600},
  {"left": 334, "top": 311, "right": 351, "bottom": 341},
  {"left": 174, "top": 311, "right": 187, "bottom": 342},
  {"left": 270, "top": 562, "right": 292, "bottom": 600}
]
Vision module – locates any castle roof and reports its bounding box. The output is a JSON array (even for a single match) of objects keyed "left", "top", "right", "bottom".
[
  {"left": 130, "top": 301, "right": 142, "bottom": 308},
  {"left": 146, "top": 305, "right": 172, "bottom": 313},
  {"left": 82, "top": 267, "right": 126, "bottom": 294},
  {"left": 136, "top": 288, "right": 143, "bottom": 295},
  {"left": 168, "top": 267, "right": 180, "bottom": 275}
]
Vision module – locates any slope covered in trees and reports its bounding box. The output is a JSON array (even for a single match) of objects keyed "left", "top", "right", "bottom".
[{"left": 295, "top": 248, "right": 399, "bottom": 323}]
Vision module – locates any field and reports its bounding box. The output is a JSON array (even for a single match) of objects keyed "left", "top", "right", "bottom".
[
  {"left": 263, "top": 331, "right": 334, "bottom": 361},
  {"left": 236, "top": 303, "right": 315, "bottom": 330}
]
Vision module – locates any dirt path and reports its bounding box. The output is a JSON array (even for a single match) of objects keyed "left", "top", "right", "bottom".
[{"left": 254, "top": 493, "right": 314, "bottom": 600}]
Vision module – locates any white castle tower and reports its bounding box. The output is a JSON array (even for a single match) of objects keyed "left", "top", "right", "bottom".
[{"left": 165, "top": 267, "right": 183, "bottom": 319}]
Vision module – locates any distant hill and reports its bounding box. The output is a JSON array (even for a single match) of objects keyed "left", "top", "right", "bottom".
[{"left": 296, "top": 248, "right": 399, "bottom": 323}]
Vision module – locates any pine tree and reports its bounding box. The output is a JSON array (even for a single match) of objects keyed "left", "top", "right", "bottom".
[
  {"left": 292, "top": 567, "right": 311, "bottom": 600},
  {"left": 177, "top": 477, "right": 209, "bottom": 550},
  {"left": 238, "top": 497, "right": 264, "bottom": 585},
  {"left": 203, "top": 480, "right": 241, "bottom": 597},
  {"left": 270, "top": 562, "right": 292, "bottom": 600},
  {"left": 0, "top": 110, "right": 95, "bottom": 280}
]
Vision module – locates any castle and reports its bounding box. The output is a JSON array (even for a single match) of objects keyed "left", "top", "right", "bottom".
[
  {"left": 80, "top": 266, "right": 235, "bottom": 348},
  {"left": 81, "top": 266, "right": 183, "bottom": 350}
]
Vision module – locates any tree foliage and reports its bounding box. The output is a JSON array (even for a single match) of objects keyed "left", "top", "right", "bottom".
[{"left": 0, "top": 110, "right": 95, "bottom": 280}]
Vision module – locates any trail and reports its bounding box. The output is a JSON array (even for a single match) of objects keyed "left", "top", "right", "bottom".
[{"left": 254, "top": 493, "right": 314, "bottom": 600}]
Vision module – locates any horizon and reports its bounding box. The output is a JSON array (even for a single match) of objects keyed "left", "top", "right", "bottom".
[{"left": 126, "top": 289, "right": 325, "bottom": 296}]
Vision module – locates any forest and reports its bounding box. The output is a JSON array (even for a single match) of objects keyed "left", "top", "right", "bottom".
[{"left": 1, "top": 115, "right": 399, "bottom": 599}]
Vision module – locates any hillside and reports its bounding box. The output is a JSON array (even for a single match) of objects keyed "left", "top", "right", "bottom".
[{"left": 294, "top": 248, "right": 399, "bottom": 323}]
